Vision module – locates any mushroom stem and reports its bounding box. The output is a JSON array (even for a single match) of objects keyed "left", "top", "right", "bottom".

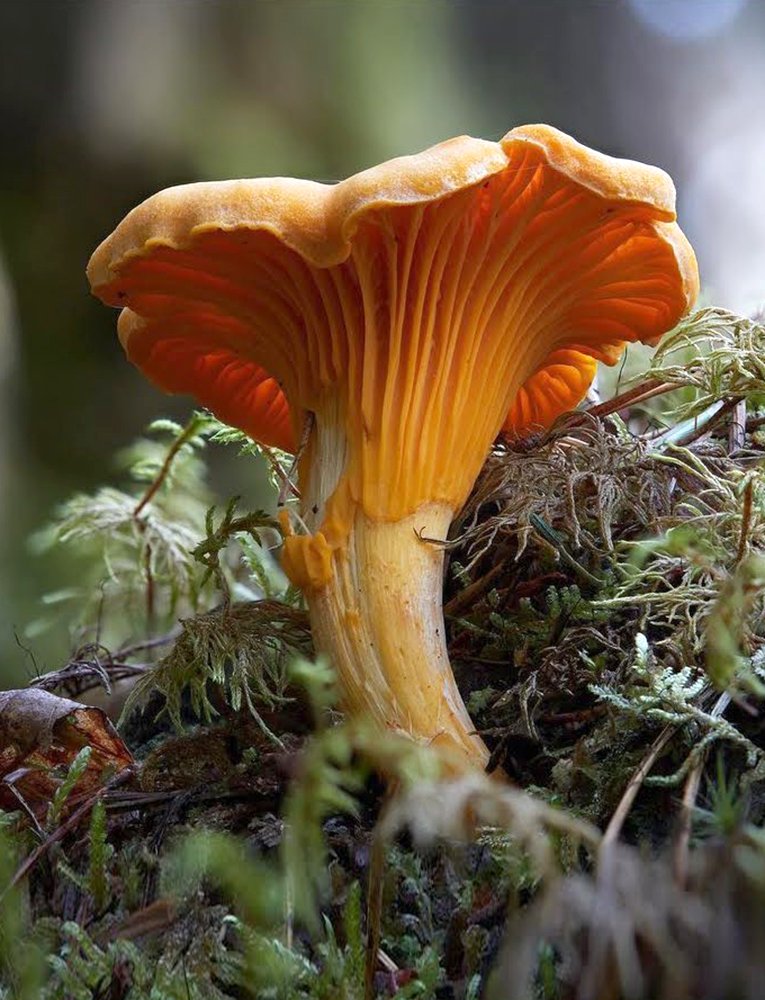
[
  {"left": 276, "top": 406, "right": 490, "bottom": 770},
  {"left": 306, "top": 503, "right": 489, "bottom": 770}
]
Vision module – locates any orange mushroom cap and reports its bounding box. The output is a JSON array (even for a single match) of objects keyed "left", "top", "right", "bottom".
[{"left": 89, "top": 125, "right": 698, "bottom": 528}]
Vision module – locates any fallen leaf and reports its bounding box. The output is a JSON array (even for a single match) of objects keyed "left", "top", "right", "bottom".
[{"left": 0, "top": 688, "right": 133, "bottom": 821}]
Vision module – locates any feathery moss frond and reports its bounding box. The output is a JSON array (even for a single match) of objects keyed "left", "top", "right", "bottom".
[{"left": 121, "top": 601, "right": 311, "bottom": 744}]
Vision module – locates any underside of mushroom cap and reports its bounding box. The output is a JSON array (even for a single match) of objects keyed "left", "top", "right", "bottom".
[{"left": 90, "top": 125, "right": 699, "bottom": 522}]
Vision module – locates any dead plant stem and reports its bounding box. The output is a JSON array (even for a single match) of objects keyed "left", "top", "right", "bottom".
[
  {"left": 133, "top": 417, "right": 200, "bottom": 518},
  {"left": 601, "top": 726, "right": 675, "bottom": 849},
  {"left": 673, "top": 691, "right": 732, "bottom": 887},
  {"left": 5, "top": 766, "right": 135, "bottom": 896}
]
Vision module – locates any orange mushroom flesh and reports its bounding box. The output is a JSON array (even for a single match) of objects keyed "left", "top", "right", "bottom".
[{"left": 89, "top": 125, "right": 699, "bottom": 771}]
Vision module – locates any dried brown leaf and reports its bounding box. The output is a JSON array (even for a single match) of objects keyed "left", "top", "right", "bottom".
[{"left": 0, "top": 688, "right": 133, "bottom": 820}]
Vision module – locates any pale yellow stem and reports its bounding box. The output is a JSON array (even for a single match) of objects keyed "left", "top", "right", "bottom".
[{"left": 306, "top": 503, "right": 490, "bottom": 771}]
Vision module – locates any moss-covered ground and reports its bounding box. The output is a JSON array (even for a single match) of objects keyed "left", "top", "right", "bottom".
[{"left": 3, "top": 307, "right": 765, "bottom": 999}]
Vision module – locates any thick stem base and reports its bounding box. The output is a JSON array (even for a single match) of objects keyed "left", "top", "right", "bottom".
[{"left": 306, "top": 503, "right": 490, "bottom": 771}]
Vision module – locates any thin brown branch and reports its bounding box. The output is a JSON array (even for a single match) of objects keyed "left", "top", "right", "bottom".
[
  {"left": 31, "top": 660, "right": 149, "bottom": 695},
  {"left": 674, "top": 397, "right": 740, "bottom": 448},
  {"left": 443, "top": 563, "right": 505, "bottom": 617},
  {"left": 133, "top": 417, "right": 201, "bottom": 518},
  {"left": 143, "top": 542, "right": 156, "bottom": 638},
  {"left": 563, "top": 378, "right": 676, "bottom": 429},
  {"left": 278, "top": 410, "right": 314, "bottom": 507},
  {"left": 601, "top": 726, "right": 675, "bottom": 850},
  {"left": 115, "top": 629, "right": 181, "bottom": 660},
  {"left": 4, "top": 766, "right": 135, "bottom": 896},
  {"left": 647, "top": 397, "right": 740, "bottom": 451},
  {"left": 4, "top": 774, "right": 45, "bottom": 839},
  {"left": 260, "top": 444, "right": 299, "bottom": 500},
  {"left": 673, "top": 692, "right": 731, "bottom": 887}
]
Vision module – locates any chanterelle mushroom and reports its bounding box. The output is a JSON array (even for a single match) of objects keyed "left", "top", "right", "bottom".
[{"left": 88, "top": 125, "right": 698, "bottom": 771}]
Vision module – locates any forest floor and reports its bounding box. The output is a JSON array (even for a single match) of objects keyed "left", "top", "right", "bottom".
[{"left": 2, "top": 307, "right": 765, "bottom": 1000}]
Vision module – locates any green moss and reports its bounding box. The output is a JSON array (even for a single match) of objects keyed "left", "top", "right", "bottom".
[{"left": 12, "top": 306, "right": 765, "bottom": 998}]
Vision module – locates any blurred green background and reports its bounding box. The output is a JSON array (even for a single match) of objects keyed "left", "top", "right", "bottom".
[{"left": 1, "top": 0, "right": 764, "bottom": 682}]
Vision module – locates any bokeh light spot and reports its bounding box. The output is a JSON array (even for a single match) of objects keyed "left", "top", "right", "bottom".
[{"left": 627, "top": 0, "right": 749, "bottom": 40}]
